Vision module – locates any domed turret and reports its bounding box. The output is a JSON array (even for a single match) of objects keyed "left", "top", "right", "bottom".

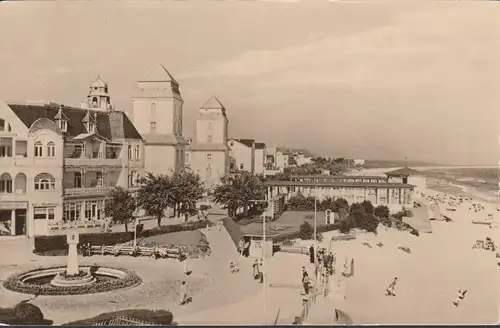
[{"left": 87, "top": 76, "right": 111, "bottom": 111}]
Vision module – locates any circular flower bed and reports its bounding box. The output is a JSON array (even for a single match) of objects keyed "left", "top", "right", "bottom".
[{"left": 3, "top": 266, "right": 142, "bottom": 296}]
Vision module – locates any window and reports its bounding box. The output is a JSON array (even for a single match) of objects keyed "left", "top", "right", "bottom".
[
  {"left": 128, "top": 145, "right": 132, "bottom": 159},
  {"left": 60, "top": 120, "right": 67, "bottom": 132},
  {"left": 92, "top": 97, "right": 98, "bottom": 107},
  {"left": 96, "top": 172, "right": 103, "bottom": 187},
  {"left": 134, "top": 145, "right": 140, "bottom": 159},
  {"left": 207, "top": 135, "right": 213, "bottom": 143},
  {"left": 34, "top": 141, "right": 43, "bottom": 157},
  {"left": 150, "top": 122, "right": 156, "bottom": 133},
  {"left": 47, "top": 142, "right": 55, "bottom": 157},
  {"left": 0, "top": 173, "right": 12, "bottom": 193},
  {"left": 207, "top": 122, "right": 213, "bottom": 132},
  {"left": 34, "top": 173, "right": 55, "bottom": 190},
  {"left": 207, "top": 154, "right": 212, "bottom": 162},
  {"left": 0, "top": 145, "right": 11, "bottom": 157},
  {"left": 240, "top": 163, "right": 244, "bottom": 170},
  {"left": 206, "top": 167, "right": 212, "bottom": 179},
  {"left": 48, "top": 208, "right": 55, "bottom": 220},
  {"left": 74, "top": 172, "right": 82, "bottom": 188},
  {"left": 151, "top": 103, "right": 156, "bottom": 117},
  {"left": 185, "top": 153, "right": 190, "bottom": 165}
]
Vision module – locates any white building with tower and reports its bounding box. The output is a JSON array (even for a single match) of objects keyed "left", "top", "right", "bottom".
[
  {"left": 0, "top": 76, "right": 144, "bottom": 237},
  {"left": 131, "top": 63, "right": 188, "bottom": 175},
  {"left": 186, "top": 96, "right": 230, "bottom": 188}
]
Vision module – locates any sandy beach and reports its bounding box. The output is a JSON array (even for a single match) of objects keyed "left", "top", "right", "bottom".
[{"left": 235, "top": 167, "right": 499, "bottom": 325}]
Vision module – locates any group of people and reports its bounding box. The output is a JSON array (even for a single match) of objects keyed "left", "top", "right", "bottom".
[{"left": 309, "top": 245, "right": 336, "bottom": 276}]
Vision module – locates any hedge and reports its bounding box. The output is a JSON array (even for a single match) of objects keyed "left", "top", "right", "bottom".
[
  {"left": 222, "top": 217, "right": 245, "bottom": 248},
  {"left": 34, "top": 221, "right": 210, "bottom": 255},
  {"left": 3, "top": 266, "right": 142, "bottom": 296},
  {"left": 272, "top": 222, "right": 342, "bottom": 243},
  {"left": 63, "top": 309, "right": 173, "bottom": 326}
]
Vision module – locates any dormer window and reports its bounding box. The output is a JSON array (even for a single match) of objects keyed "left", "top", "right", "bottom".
[{"left": 88, "top": 122, "right": 95, "bottom": 133}]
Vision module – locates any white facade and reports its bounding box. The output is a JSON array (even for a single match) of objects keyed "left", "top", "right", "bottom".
[
  {"left": 187, "top": 96, "right": 230, "bottom": 188},
  {"left": 0, "top": 78, "right": 144, "bottom": 238},
  {"left": 228, "top": 139, "right": 255, "bottom": 173},
  {"left": 131, "top": 63, "right": 187, "bottom": 175},
  {"left": 254, "top": 143, "right": 266, "bottom": 175},
  {"left": 353, "top": 159, "right": 365, "bottom": 166}
]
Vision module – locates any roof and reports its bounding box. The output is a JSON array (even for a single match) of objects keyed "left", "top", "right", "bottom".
[
  {"left": 264, "top": 180, "right": 414, "bottom": 189},
  {"left": 142, "top": 134, "right": 187, "bottom": 145},
  {"left": 200, "top": 96, "right": 225, "bottom": 110},
  {"left": 385, "top": 166, "right": 421, "bottom": 177},
  {"left": 231, "top": 138, "right": 254, "bottom": 148},
  {"left": 255, "top": 142, "right": 266, "bottom": 149},
  {"left": 89, "top": 76, "right": 107, "bottom": 88},
  {"left": 7, "top": 103, "right": 143, "bottom": 140},
  {"left": 140, "top": 63, "right": 178, "bottom": 85},
  {"left": 291, "top": 175, "right": 387, "bottom": 180}
]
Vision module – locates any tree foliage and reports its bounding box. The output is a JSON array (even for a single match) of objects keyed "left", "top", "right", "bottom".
[
  {"left": 106, "top": 186, "right": 136, "bottom": 232},
  {"left": 169, "top": 170, "right": 205, "bottom": 217},
  {"left": 136, "top": 171, "right": 205, "bottom": 226},
  {"left": 361, "top": 200, "right": 374, "bottom": 214},
  {"left": 213, "top": 172, "right": 266, "bottom": 217},
  {"left": 374, "top": 205, "right": 390, "bottom": 219},
  {"left": 136, "top": 173, "right": 172, "bottom": 227}
]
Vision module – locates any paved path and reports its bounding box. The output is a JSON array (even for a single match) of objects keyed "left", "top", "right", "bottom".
[{"left": 0, "top": 207, "right": 260, "bottom": 325}]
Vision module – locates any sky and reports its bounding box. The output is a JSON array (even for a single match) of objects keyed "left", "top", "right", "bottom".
[{"left": 0, "top": 0, "right": 498, "bottom": 165}]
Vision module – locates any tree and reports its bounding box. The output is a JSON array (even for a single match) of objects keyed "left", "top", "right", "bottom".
[
  {"left": 106, "top": 186, "right": 136, "bottom": 232},
  {"left": 169, "top": 171, "right": 205, "bottom": 217},
  {"left": 136, "top": 173, "right": 172, "bottom": 227},
  {"left": 213, "top": 172, "right": 266, "bottom": 218},
  {"left": 350, "top": 203, "right": 365, "bottom": 214},
  {"left": 361, "top": 200, "right": 374, "bottom": 214},
  {"left": 333, "top": 198, "right": 349, "bottom": 212},
  {"left": 374, "top": 205, "right": 390, "bottom": 219}
]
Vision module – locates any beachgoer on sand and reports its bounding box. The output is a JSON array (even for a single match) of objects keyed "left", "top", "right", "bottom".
[
  {"left": 386, "top": 277, "right": 398, "bottom": 296},
  {"left": 183, "top": 259, "right": 192, "bottom": 276},
  {"left": 178, "top": 281, "right": 190, "bottom": 305},
  {"left": 453, "top": 289, "right": 467, "bottom": 307},
  {"left": 253, "top": 260, "right": 259, "bottom": 278},
  {"left": 229, "top": 261, "right": 239, "bottom": 273}
]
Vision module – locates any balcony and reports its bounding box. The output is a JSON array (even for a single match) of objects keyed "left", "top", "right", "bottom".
[
  {"left": 64, "top": 186, "right": 113, "bottom": 197},
  {"left": 64, "top": 157, "right": 122, "bottom": 167}
]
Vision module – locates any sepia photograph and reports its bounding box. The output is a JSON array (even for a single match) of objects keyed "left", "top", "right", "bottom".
[{"left": 0, "top": 0, "right": 498, "bottom": 325}]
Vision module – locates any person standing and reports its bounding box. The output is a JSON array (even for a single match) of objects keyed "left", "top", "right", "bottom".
[
  {"left": 253, "top": 259, "right": 259, "bottom": 278},
  {"left": 309, "top": 245, "right": 315, "bottom": 264},
  {"left": 179, "top": 281, "right": 189, "bottom": 305},
  {"left": 184, "top": 212, "right": 189, "bottom": 224}
]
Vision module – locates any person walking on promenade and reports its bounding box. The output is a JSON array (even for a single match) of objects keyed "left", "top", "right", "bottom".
[{"left": 309, "top": 245, "right": 315, "bottom": 264}]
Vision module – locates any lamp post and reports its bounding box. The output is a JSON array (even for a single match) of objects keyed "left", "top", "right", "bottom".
[
  {"left": 249, "top": 197, "right": 271, "bottom": 325},
  {"left": 132, "top": 199, "right": 139, "bottom": 248}
]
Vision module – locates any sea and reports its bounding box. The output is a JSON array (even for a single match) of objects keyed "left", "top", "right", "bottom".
[{"left": 422, "top": 167, "right": 499, "bottom": 203}]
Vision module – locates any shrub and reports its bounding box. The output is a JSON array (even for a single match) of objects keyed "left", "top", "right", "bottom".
[
  {"left": 349, "top": 203, "right": 365, "bottom": 214},
  {"left": 63, "top": 309, "right": 174, "bottom": 326},
  {"left": 299, "top": 221, "right": 314, "bottom": 240},
  {"left": 338, "top": 216, "right": 355, "bottom": 234},
  {"left": 374, "top": 205, "right": 390, "bottom": 219},
  {"left": 361, "top": 200, "right": 374, "bottom": 214},
  {"left": 34, "top": 221, "right": 209, "bottom": 255},
  {"left": 359, "top": 214, "right": 380, "bottom": 233}
]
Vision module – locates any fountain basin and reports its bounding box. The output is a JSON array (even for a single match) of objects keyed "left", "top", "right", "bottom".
[{"left": 3, "top": 266, "right": 141, "bottom": 296}]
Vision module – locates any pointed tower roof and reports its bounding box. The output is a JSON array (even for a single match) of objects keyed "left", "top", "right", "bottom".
[
  {"left": 90, "top": 76, "right": 107, "bottom": 88},
  {"left": 140, "top": 63, "right": 178, "bottom": 84},
  {"left": 54, "top": 105, "right": 68, "bottom": 120},
  {"left": 200, "top": 96, "right": 225, "bottom": 110}
]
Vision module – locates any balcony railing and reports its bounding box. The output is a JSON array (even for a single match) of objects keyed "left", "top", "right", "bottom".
[
  {"left": 64, "top": 186, "right": 113, "bottom": 196},
  {"left": 64, "top": 158, "right": 122, "bottom": 167}
]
